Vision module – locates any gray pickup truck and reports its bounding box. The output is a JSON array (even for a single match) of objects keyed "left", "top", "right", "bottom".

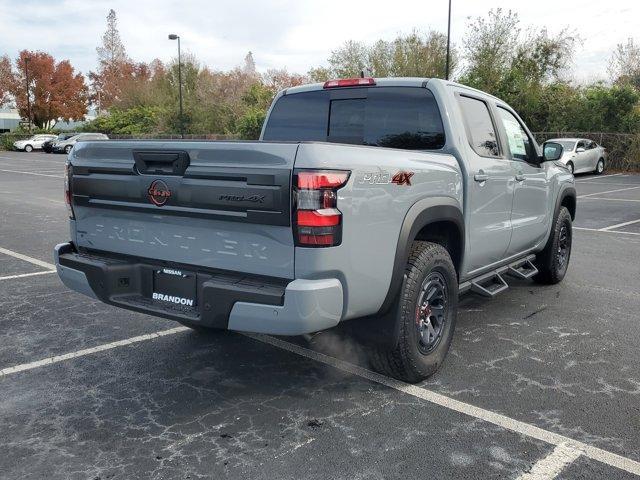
[{"left": 55, "top": 77, "right": 575, "bottom": 382}]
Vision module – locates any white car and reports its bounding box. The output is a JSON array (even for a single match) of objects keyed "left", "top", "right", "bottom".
[
  {"left": 548, "top": 138, "right": 607, "bottom": 175},
  {"left": 13, "top": 134, "right": 58, "bottom": 152}
]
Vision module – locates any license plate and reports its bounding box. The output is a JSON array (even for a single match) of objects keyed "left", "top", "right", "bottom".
[{"left": 152, "top": 268, "right": 197, "bottom": 308}]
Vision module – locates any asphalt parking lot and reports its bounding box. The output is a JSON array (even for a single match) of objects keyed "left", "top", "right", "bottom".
[{"left": 1, "top": 150, "right": 639, "bottom": 479}]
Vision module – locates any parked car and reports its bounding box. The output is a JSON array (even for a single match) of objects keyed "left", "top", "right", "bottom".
[
  {"left": 52, "top": 133, "right": 109, "bottom": 154},
  {"left": 547, "top": 138, "right": 607, "bottom": 175},
  {"left": 13, "top": 134, "right": 57, "bottom": 152},
  {"left": 55, "top": 77, "right": 575, "bottom": 382},
  {"left": 43, "top": 133, "right": 78, "bottom": 153}
]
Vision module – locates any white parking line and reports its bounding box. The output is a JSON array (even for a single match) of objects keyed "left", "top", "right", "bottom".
[
  {"left": 0, "top": 327, "right": 189, "bottom": 378},
  {"left": 574, "top": 227, "right": 640, "bottom": 236},
  {"left": 574, "top": 173, "right": 623, "bottom": 181},
  {"left": 0, "top": 168, "right": 63, "bottom": 179},
  {"left": 580, "top": 197, "right": 640, "bottom": 203},
  {"left": 600, "top": 218, "right": 640, "bottom": 231},
  {"left": 0, "top": 325, "right": 638, "bottom": 476},
  {"left": 578, "top": 186, "right": 640, "bottom": 198},
  {"left": 0, "top": 246, "right": 56, "bottom": 270},
  {"left": 0, "top": 270, "right": 56, "bottom": 281},
  {"left": 517, "top": 443, "right": 583, "bottom": 480}
]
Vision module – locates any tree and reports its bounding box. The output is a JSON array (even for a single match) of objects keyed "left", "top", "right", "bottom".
[
  {"left": 459, "top": 9, "right": 576, "bottom": 131},
  {"left": 308, "top": 31, "right": 456, "bottom": 81},
  {"left": 608, "top": 38, "right": 640, "bottom": 89},
  {"left": 11, "top": 50, "right": 87, "bottom": 129},
  {"left": 0, "top": 55, "right": 12, "bottom": 105},
  {"left": 89, "top": 9, "right": 132, "bottom": 110}
]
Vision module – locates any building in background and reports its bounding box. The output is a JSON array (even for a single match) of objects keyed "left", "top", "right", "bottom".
[{"left": 0, "top": 108, "right": 21, "bottom": 133}]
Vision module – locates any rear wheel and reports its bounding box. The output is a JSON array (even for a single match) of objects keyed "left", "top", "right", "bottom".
[
  {"left": 24, "top": 145, "right": 33, "bottom": 153},
  {"left": 368, "top": 242, "right": 457, "bottom": 383},
  {"left": 64, "top": 145, "right": 73, "bottom": 154},
  {"left": 533, "top": 206, "right": 572, "bottom": 285},
  {"left": 595, "top": 158, "right": 605, "bottom": 174}
]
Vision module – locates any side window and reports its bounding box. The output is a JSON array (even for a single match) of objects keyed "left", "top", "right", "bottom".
[
  {"left": 496, "top": 107, "right": 537, "bottom": 163},
  {"left": 588, "top": 141, "right": 597, "bottom": 149},
  {"left": 457, "top": 95, "right": 500, "bottom": 157},
  {"left": 576, "top": 140, "right": 585, "bottom": 151}
]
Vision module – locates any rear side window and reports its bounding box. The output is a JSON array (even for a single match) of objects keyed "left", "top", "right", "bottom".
[
  {"left": 263, "top": 87, "right": 445, "bottom": 150},
  {"left": 457, "top": 95, "right": 500, "bottom": 157}
]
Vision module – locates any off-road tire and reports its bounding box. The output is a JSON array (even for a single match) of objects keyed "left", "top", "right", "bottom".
[
  {"left": 368, "top": 241, "right": 458, "bottom": 383},
  {"left": 533, "top": 206, "right": 572, "bottom": 285}
]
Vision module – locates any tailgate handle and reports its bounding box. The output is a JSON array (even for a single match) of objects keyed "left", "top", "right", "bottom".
[{"left": 133, "top": 150, "right": 190, "bottom": 176}]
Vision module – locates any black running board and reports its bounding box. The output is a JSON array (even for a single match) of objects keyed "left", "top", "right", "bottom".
[{"left": 459, "top": 255, "right": 537, "bottom": 298}]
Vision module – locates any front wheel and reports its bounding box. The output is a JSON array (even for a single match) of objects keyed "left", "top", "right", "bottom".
[
  {"left": 533, "top": 206, "right": 572, "bottom": 285},
  {"left": 64, "top": 145, "right": 73, "bottom": 154},
  {"left": 566, "top": 161, "right": 574, "bottom": 174},
  {"left": 595, "top": 158, "right": 605, "bottom": 174},
  {"left": 24, "top": 145, "right": 33, "bottom": 153},
  {"left": 368, "top": 242, "right": 458, "bottom": 383}
]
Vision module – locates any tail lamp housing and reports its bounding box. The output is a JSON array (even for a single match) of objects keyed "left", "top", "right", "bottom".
[
  {"left": 64, "top": 162, "right": 75, "bottom": 219},
  {"left": 293, "top": 170, "right": 350, "bottom": 247}
]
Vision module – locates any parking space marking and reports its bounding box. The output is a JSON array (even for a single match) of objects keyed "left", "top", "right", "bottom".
[
  {"left": 247, "top": 334, "right": 640, "bottom": 477},
  {"left": 574, "top": 227, "right": 640, "bottom": 236},
  {"left": 0, "top": 326, "right": 189, "bottom": 378},
  {"left": 600, "top": 218, "right": 640, "bottom": 231},
  {"left": 578, "top": 186, "right": 640, "bottom": 199},
  {"left": 0, "top": 322, "right": 638, "bottom": 476},
  {"left": 580, "top": 197, "right": 640, "bottom": 203},
  {"left": 577, "top": 181, "right": 640, "bottom": 186},
  {"left": 0, "top": 246, "right": 56, "bottom": 270},
  {"left": 517, "top": 443, "right": 583, "bottom": 480},
  {"left": 0, "top": 270, "right": 56, "bottom": 281},
  {"left": 575, "top": 173, "right": 623, "bottom": 181},
  {"left": 0, "top": 168, "right": 63, "bottom": 179}
]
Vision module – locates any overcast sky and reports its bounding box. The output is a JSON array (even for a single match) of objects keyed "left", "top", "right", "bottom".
[{"left": 0, "top": 0, "right": 637, "bottom": 83}]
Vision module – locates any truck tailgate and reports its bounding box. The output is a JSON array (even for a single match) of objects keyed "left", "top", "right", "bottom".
[{"left": 69, "top": 141, "right": 297, "bottom": 279}]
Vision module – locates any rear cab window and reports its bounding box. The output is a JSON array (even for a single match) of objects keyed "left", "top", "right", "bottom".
[
  {"left": 457, "top": 95, "right": 500, "bottom": 157},
  {"left": 263, "top": 86, "right": 445, "bottom": 150}
]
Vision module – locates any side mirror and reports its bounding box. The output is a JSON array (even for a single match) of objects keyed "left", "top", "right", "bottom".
[
  {"left": 575, "top": 147, "right": 586, "bottom": 153},
  {"left": 542, "top": 141, "right": 564, "bottom": 162}
]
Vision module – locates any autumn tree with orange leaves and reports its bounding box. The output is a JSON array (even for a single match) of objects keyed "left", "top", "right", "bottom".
[{"left": 11, "top": 51, "right": 88, "bottom": 129}]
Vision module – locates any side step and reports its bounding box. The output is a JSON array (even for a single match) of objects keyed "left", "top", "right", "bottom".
[
  {"left": 470, "top": 272, "right": 508, "bottom": 298},
  {"left": 507, "top": 258, "right": 538, "bottom": 280},
  {"left": 459, "top": 254, "right": 536, "bottom": 298}
]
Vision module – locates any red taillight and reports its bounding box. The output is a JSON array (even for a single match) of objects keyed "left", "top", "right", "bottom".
[
  {"left": 323, "top": 77, "right": 375, "bottom": 89},
  {"left": 294, "top": 170, "right": 349, "bottom": 247},
  {"left": 64, "top": 162, "right": 74, "bottom": 219}
]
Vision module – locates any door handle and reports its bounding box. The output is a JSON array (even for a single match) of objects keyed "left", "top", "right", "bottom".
[
  {"left": 515, "top": 173, "right": 525, "bottom": 182},
  {"left": 474, "top": 173, "right": 489, "bottom": 182}
]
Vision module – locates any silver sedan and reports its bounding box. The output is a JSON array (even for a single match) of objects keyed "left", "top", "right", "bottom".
[{"left": 548, "top": 138, "right": 607, "bottom": 175}]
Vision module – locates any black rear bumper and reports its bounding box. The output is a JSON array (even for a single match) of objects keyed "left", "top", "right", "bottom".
[{"left": 55, "top": 243, "right": 287, "bottom": 329}]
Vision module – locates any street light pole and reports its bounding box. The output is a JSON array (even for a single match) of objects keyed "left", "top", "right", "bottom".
[
  {"left": 168, "top": 34, "right": 184, "bottom": 138},
  {"left": 445, "top": 0, "right": 452, "bottom": 80},
  {"left": 24, "top": 57, "right": 32, "bottom": 133}
]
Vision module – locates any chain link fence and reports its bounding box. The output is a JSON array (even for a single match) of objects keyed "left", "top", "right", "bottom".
[{"left": 534, "top": 132, "right": 640, "bottom": 172}]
